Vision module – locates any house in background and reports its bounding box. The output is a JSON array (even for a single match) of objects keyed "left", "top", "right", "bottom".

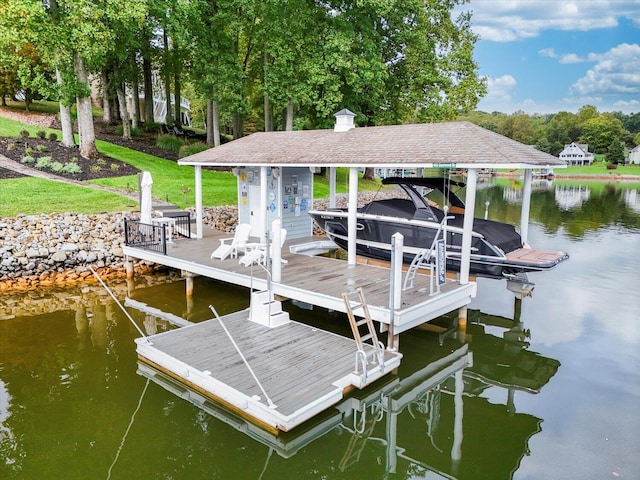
[
  {"left": 558, "top": 142, "right": 594, "bottom": 166},
  {"left": 629, "top": 145, "right": 640, "bottom": 165}
]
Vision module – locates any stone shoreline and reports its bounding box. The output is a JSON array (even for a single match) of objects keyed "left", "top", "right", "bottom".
[{"left": 0, "top": 191, "right": 392, "bottom": 292}]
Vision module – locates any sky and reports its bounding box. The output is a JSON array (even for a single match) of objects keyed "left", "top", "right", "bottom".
[{"left": 454, "top": 0, "right": 640, "bottom": 115}]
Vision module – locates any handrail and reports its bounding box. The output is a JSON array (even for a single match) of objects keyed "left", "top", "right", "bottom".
[{"left": 403, "top": 212, "right": 453, "bottom": 292}]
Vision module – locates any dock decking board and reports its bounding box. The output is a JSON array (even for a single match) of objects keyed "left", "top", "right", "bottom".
[
  {"left": 139, "top": 309, "right": 400, "bottom": 425},
  {"left": 128, "top": 229, "right": 473, "bottom": 431}
]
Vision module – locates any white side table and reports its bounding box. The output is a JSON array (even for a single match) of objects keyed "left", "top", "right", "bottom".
[{"left": 153, "top": 217, "right": 176, "bottom": 243}]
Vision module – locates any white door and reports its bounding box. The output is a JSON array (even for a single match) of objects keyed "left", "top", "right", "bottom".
[{"left": 249, "top": 185, "right": 263, "bottom": 237}]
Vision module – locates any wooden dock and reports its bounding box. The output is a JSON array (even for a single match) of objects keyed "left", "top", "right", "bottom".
[
  {"left": 125, "top": 229, "right": 474, "bottom": 432},
  {"left": 136, "top": 309, "right": 402, "bottom": 433},
  {"left": 123, "top": 229, "right": 476, "bottom": 335}
]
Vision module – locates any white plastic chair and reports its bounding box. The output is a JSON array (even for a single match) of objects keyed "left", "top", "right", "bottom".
[
  {"left": 211, "top": 223, "right": 251, "bottom": 260},
  {"left": 239, "top": 228, "right": 287, "bottom": 266}
]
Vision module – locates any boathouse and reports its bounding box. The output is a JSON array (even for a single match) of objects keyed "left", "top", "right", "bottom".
[{"left": 122, "top": 110, "right": 566, "bottom": 432}]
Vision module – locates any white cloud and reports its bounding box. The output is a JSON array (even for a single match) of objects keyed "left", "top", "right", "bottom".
[
  {"left": 460, "top": 0, "right": 638, "bottom": 42},
  {"left": 539, "top": 48, "right": 557, "bottom": 58},
  {"left": 571, "top": 43, "right": 640, "bottom": 95},
  {"left": 559, "top": 53, "right": 584, "bottom": 64},
  {"left": 484, "top": 74, "right": 517, "bottom": 101}
]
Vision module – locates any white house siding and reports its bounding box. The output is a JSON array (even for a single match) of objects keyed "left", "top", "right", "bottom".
[
  {"left": 558, "top": 142, "right": 594, "bottom": 166},
  {"left": 629, "top": 145, "right": 640, "bottom": 165},
  {"left": 281, "top": 167, "right": 314, "bottom": 240},
  {"left": 236, "top": 166, "right": 313, "bottom": 240}
]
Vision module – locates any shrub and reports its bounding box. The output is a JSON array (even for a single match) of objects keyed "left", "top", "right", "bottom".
[
  {"left": 37, "top": 144, "right": 47, "bottom": 153},
  {"left": 70, "top": 156, "right": 78, "bottom": 163},
  {"left": 21, "top": 155, "right": 35, "bottom": 164},
  {"left": 606, "top": 163, "right": 618, "bottom": 170},
  {"left": 62, "top": 163, "right": 83, "bottom": 174},
  {"left": 90, "top": 165, "right": 102, "bottom": 173},
  {"left": 115, "top": 125, "right": 144, "bottom": 137},
  {"left": 36, "top": 130, "right": 46, "bottom": 139},
  {"left": 179, "top": 142, "right": 209, "bottom": 158},
  {"left": 156, "top": 134, "right": 184, "bottom": 152},
  {"left": 35, "top": 156, "right": 53, "bottom": 169},
  {"left": 24, "top": 147, "right": 34, "bottom": 156},
  {"left": 19, "top": 130, "right": 30, "bottom": 138},
  {"left": 110, "top": 163, "right": 120, "bottom": 171},
  {"left": 47, "top": 133, "right": 58, "bottom": 142},
  {"left": 50, "top": 161, "right": 65, "bottom": 173},
  {"left": 6, "top": 141, "right": 16, "bottom": 151},
  {"left": 96, "top": 157, "right": 107, "bottom": 166},
  {"left": 143, "top": 121, "right": 161, "bottom": 133}
]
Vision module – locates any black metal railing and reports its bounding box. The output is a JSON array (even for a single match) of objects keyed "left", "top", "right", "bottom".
[
  {"left": 124, "top": 219, "right": 167, "bottom": 255},
  {"left": 163, "top": 212, "right": 191, "bottom": 239}
]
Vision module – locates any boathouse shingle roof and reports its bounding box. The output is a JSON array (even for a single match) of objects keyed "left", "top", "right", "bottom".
[{"left": 179, "top": 121, "right": 566, "bottom": 169}]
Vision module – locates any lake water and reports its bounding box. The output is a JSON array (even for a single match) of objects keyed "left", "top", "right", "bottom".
[{"left": 1, "top": 179, "right": 639, "bottom": 480}]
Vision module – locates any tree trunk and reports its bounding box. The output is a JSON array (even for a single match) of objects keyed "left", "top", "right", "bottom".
[
  {"left": 264, "top": 95, "right": 271, "bottom": 132},
  {"left": 212, "top": 99, "right": 220, "bottom": 147},
  {"left": 116, "top": 84, "right": 131, "bottom": 140},
  {"left": 285, "top": 98, "right": 293, "bottom": 131},
  {"left": 173, "top": 64, "right": 181, "bottom": 127},
  {"left": 56, "top": 67, "right": 75, "bottom": 147},
  {"left": 143, "top": 55, "right": 154, "bottom": 124},
  {"left": 131, "top": 81, "right": 140, "bottom": 129},
  {"left": 101, "top": 70, "right": 112, "bottom": 124},
  {"left": 263, "top": 51, "right": 271, "bottom": 132},
  {"left": 232, "top": 111, "right": 243, "bottom": 139},
  {"left": 363, "top": 167, "right": 376, "bottom": 181},
  {"left": 163, "top": 31, "right": 173, "bottom": 127},
  {"left": 73, "top": 54, "right": 99, "bottom": 159}
]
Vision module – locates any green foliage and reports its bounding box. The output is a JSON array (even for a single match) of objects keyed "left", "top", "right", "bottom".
[
  {"left": 25, "top": 147, "right": 34, "bottom": 156},
  {"left": 35, "top": 156, "right": 52, "bottom": 169},
  {"left": 178, "top": 142, "right": 208, "bottom": 158},
  {"left": 606, "top": 139, "right": 625, "bottom": 165},
  {"left": 37, "top": 144, "right": 47, "bottom": 152},
  {"left": 47, "top": 132, "right": 58, "bottom": 141},
  {"left": 50, "top": 161, "right": 65, "bottom": 172},
  {"left": 142, "top": 121, "right": 162, "bottom": 133},
  {"left": 62, "top": 162, "right": 82, "bottom": 174},
  {"left": 19, "top": 129, "right": 30, "bottom": 138},
  {"left": 21, "top": 155, "right": 35, "bottom": 164},
  {"left": 156, "top": 134, "right": 184, "bottom": 152},
  {"left": 115, "top": 125, "right": 143, "bottom": 137},
  {"left": 36, "top": 130, "right": 46, "bottom": 139}
]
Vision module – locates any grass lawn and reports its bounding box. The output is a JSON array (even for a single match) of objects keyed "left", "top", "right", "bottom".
[
  {"left": 0, "top": 113, "right": 382, "bottom": 216},
  {"left": 0, "top": 178, "right": 138, "bottom": 217}
]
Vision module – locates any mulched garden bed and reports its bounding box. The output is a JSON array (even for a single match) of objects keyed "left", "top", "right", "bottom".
[{"left": 0, "top": 136, "right": 141, "bottom": 181}]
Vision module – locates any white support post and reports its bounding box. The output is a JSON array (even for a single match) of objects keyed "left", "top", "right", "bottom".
[
  {"left": 347, "top": 167, "right": 359, "bottom": 266},
  {"left": 272, "top": 219, "right": 282, "bottom": 283},
  {"left": 388, "top": 233, "right": 403, "bottom": 350},
  {"left": 195, "top": 165, "right": 203, "bottom": 238},
  {"left": 329, "top": 167, "right": 337, "bottom": 208},
  {"left": 459, "top": 168, "right": 478, "bottom": 285},
  {"left": 520, "top": 169, "right": 533, "bottom": 247},
  {"left": 260, "top": 166, "right": 268, "bottom": 242}
]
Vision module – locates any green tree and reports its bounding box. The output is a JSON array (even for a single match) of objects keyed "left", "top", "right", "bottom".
[
  {"left": 581, "top": 113, "right": 625, "bottom": 153},
  {"left": 606, "top": 138, "right": 625, "bottom": 165}
]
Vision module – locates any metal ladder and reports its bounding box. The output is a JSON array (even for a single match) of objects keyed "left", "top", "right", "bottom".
[{"left": 342, "top": 288, "right": 385, "bottom": 372}]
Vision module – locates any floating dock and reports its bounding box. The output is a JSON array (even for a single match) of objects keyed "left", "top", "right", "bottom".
[{"left": 136, "top": 308, "right": 402, "bottom": 433}]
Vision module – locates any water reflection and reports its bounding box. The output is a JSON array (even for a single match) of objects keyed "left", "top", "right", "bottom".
[
  {"left": 1, "top": 181, "right": 638, "bottom": 479},
  {"left": 474, "top": 179, "right": 640, "bottom": 236}
]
